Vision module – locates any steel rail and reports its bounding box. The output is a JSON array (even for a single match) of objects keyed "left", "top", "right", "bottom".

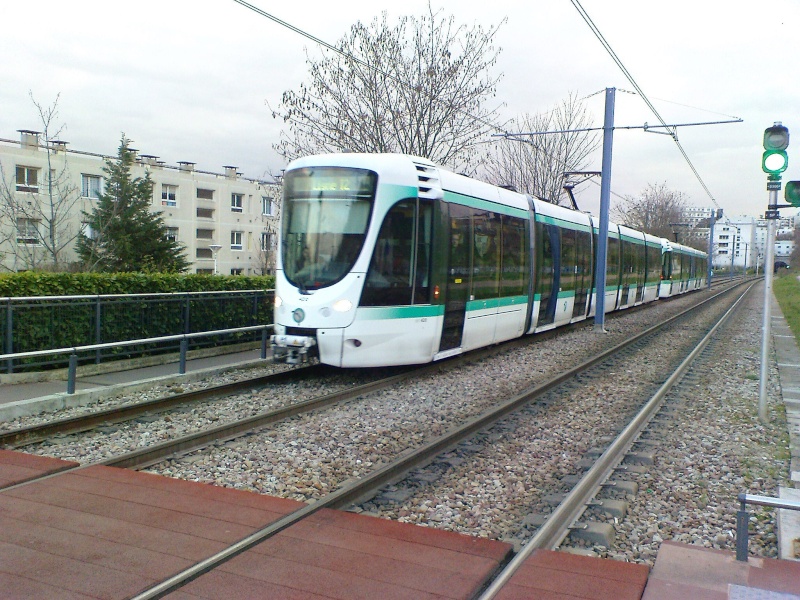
[
  {"left": 477, "top": 281, "right": 756, "bottom": 599},
  {"left": 129, "top": 280, "right": 747, "bottom": 599},
  {"left": 0, "top": 365, "right": 318, "bottom": 449}
]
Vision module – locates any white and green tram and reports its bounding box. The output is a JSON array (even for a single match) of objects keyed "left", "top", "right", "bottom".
[{"left": 271, "top": 153, "right": 706, "bottom": 367}]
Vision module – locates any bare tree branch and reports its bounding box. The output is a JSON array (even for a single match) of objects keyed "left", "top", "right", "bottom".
[
  {"left": 270, "top": 5, "right": 505, "bottom": 171},
  {"left": 481, "top": 93, "right": 599, "bottom": 205}
]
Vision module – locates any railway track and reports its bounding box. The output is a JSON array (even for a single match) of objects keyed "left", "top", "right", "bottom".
[
  {"left": 0, "top": 280, "right": 756, "bottom": 598},
  {"left": 120, "top": 282, "right": 750, "bottom": 599}
]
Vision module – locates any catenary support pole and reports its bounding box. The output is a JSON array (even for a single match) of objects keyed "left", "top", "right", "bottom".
[{"left": 594, "top": 88, "right": 615, "bottom": 331}]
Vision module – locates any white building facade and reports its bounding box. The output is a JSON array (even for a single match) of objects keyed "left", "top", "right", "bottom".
[{"left": 0, "top": 131, "right": 279, "bottom": 275}]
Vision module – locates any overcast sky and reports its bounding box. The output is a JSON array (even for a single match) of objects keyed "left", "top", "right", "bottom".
[{"left": 2, "top": 0, "right": 799, "bottom": 219}]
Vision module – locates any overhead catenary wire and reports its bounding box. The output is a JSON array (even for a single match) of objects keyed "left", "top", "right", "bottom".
[{"left": 569, "top": 0, "right": 724, "bottom": 210}]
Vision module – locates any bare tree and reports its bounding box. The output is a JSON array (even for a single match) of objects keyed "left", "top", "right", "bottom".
[
  {"left": 271, "top": 5, "right": 505, "bottom": 171},
  {"left": 481, "top": 93, "right": 600, "bottom": 205},
  {"left": 0, "top": 93, "right": 82, "bottom": 271},
  {"left": 611, "top": 182, "right": 689, "bottom": 240}
]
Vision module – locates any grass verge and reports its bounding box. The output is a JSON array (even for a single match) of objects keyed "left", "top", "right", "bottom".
[{"left": 773, "top": 272, "right": 800, "bottom": 342}]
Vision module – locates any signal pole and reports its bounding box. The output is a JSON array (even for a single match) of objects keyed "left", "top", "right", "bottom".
[{"left": 759, "top": 122, "right": 790, "bottom": 423}]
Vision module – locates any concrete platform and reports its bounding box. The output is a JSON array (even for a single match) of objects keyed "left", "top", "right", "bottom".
[{"left": 642, "top": 541, "right": 800, "bottom": 600}]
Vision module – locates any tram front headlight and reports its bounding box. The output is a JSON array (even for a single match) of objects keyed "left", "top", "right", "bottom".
[
  {"left": 274, "top": 295, "right": 283, "bottom": 308},
  {"left": 332, "top": 298, "right": 353, "bottom": 312}
]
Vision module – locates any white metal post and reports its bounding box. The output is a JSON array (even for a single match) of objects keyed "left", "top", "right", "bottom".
[{"left": 759, "top": 193, "right": 777, "bottom": 423}]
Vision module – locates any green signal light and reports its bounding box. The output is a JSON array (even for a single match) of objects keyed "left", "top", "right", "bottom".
[
  {"left": 763, "top": 149, "right": 788, "bottom": 174},
  {"left": 786, "top": 181, "right": 800, "bottom": 207}
]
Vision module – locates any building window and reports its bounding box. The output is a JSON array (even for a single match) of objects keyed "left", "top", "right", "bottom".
[
  {"left": 196, "top": 248, "right": 213, "bottom": 259},
  {"left": 15, "top": 166, "right": 39, "bottom": 193},
  {"left": 262, "top": 196, "right": 274, "bottom": 216},
  {"left": 16, "top": 218, "right": 40, "bottom": 245},
  {"left": 166, "top": 227, "right": 179, "bottom": 242},
  {"left": 196, "top": 207, "right": 214, "bottom": 219},
  {"left": 261, "top": 232, "right": 274, "bottom": 251},
  {"left": 81, "top": 174, "right": 102, "bottom": 199},
  {"left": 231, "top": 193, "right": 244, "bottom": 212},
  {"left": 196, "top": 228, "right": 214, "bottom": 240},
  {"left": 161, "top": 184, "right": 178, "bottom": 206},
  {"left": 231, "top": 231, "right": 243, "bottom": 250},
  {"left": 230, "top": 268, "right": 243, "bottom": 275},
  {"left": 197, "top": 188, "right": 214, "bottom": 200},
  {"left": 196, "top": 268, "right": 214, "bottom": 274}
]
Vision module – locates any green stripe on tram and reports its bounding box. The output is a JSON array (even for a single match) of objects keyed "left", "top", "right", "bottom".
[
  {"left": 465, "top": 295, "right": 528, "bottom": 311},
  {"left": 356, "top": 305, "right": 445, "bottom": 320}
]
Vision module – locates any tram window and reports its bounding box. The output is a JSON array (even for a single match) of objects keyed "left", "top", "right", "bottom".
[
  {"left": 607, "top": 237, "right": 621, "bottom": 283},
  {"left": 472, "top": 211, "right": 500, "bottom": 300},
  {"left": 560, "top": 228, "right": 577, "bottom": 292},
  {"left": 500, "top": 215, "right": 527, "bottom": 297},
  {"left": 362, "top": 200, "right": 431, "bottom": 307},
  {"left": 413, "top": 201, "right": 433, "bottom": 303},
  {"left": 646, "top": 245, "right": 661, "bottom": 284}
]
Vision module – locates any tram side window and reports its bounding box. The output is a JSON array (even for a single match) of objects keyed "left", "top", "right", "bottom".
[
  {"left": 560, "top": 228, "right": 577, "bottom": 292},
  {"left": 472, "top": 211, "right": 500, "bottom": 301},
  {"left": 672, "top": 253, "right": 681, "bottom": 281},
  {"left": 360, "top": 200, "right": 432, "bottom": 306},
  {"left": 646, "top": 245, "right": 661, "bottom": 285},
  {"left": 413, "top": 201, "right": 433, "bottom": 303},
  {"left": 607, "top": 237, "right": 621, "bottom": 285},
  {"left": 637, "top": 243, "right": 647, "bottom": 280},
  {"left": 501, "top": 215, "right": 527, "bottom": 297},
  {"left": 361, "top": 201, "right": 415, "bottom": 306}
]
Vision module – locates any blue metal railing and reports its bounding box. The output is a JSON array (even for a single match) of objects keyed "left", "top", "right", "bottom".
[
  {"left": 736, "top": 493, "right": 800, "bottom": 561},
  {"left": 0, "top": 324, "right": 273, "bottom": 395}
]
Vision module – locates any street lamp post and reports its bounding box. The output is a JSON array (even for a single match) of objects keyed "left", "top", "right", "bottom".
[{"left": 209, "top": 244, "right": 222, "bottom": 275}]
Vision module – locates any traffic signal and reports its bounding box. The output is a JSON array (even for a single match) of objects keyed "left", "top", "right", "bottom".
[
  {"left": 763, "top": 122, "right": 789, "bottom": 175},
  {"left": 786, "top": 181, "right": 800, "bottom": 207}
]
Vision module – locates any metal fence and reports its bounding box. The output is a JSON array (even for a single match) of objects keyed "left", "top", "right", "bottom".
[
  {"left": 2, "top": 290, "right": 274, "bottom": 373},
  {"left": 736, "top": 493, "right": 800, "bottom": 561}
]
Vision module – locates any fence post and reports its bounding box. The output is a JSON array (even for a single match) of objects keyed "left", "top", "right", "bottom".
[
  {"left": 179, "top": 338, "right": 188, "bottom": 374},
  {"left": 261, "top": 328, "right": 268, "bottom": 359},
  {"left": 95, "top": 296, "right": 102, "bottom": 364},
  {"left": 735, "top": 494, "right": 750, "bottom": 561},
  {"left": 67, "top": 352, "right": 78, "bottom": 394},
  {"left": 5, "top": 299, "right": 14, "bottom": 374},
  {"left": 183, "top": 294, "right": 190, "bottom": 334}
]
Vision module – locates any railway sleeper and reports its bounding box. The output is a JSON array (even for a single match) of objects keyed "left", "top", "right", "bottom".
[
  {"left": 568, "top": 521, "right": 616, "bottom": 547},
  {"left": 623, "top": 450, "right": 655, "bottom": 465},
  {"left": 601, "top": 479, "right": 639, "bottom": 496},
  {"left": 587, "top": 498, "right": 629, "bottom": 518}
]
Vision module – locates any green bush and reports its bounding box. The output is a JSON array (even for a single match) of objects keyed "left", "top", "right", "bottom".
[
  {"left": 0, "top": 273, "right": 276, "bottom": 371},
  {"left": 0, "top": 272, "right": 274, "bottom": 297}
]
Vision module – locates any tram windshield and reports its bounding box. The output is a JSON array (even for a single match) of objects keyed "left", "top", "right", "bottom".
[{"left": 281, "top": 166, "right": 377, "bottom": 290}]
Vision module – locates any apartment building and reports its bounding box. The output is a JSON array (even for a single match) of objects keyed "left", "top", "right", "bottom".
[{"left": 0, "top": 130, "right": 280, "bottom": 274}]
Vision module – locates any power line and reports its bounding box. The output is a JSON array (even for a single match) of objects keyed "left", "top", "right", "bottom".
[{"left": 569, "top": 0, "right": 723, "bottom": 209}]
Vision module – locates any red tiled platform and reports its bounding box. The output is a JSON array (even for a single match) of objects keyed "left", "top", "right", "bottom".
[
  {"left": 493, "top": 548, "right": 650, "bottom": 600},
  {"left": 0, "top": 448, "right": 78, "bottom": 488},
  {"left": 0, "top": 451, "right": 512, "bottom": 599},
  {"left": 642, "top": 540, "right": 800, "bottom": 600}
]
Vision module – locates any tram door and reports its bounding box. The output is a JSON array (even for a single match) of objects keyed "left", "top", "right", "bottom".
[
  {"left": 572, "top": 230, "right": 592, "bottom": 319},
  {"left": 439, "top": 205, "right": 471, "bottom": 351}
]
